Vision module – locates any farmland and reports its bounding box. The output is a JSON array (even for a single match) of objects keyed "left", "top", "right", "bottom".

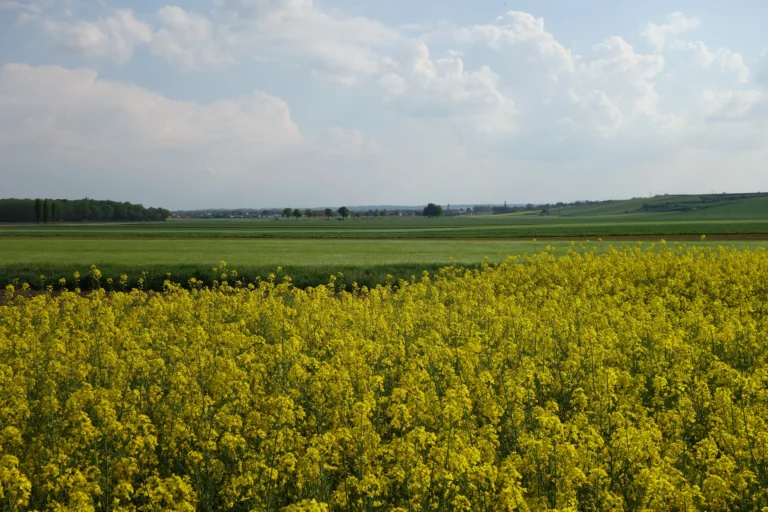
[
  {"left": 3, "top": 193, "right": 768, "bottom": 241},
  {"left": 2, "top": 246, "right": 767, "bottom": 510},
  {"left": 3, "top": 214, "right": 768, "bottom": 240},
  {"left": 0, "top": 236, "right": 767, "bottom": 291},
  {"left": 1, "top": 193, "right": 767, "bottom": 290},
  {"left": 2, "top": 194, "right": 768, "bottom": 510}
]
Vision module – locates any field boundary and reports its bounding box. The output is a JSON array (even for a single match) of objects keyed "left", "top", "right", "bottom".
[{"left": 2, "top": 233, "right": 768, "bottom": 241}]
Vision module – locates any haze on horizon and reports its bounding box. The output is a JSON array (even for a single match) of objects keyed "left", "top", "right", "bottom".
[{"left": 1, "top": 0, "right": 767, "bottom": 211}]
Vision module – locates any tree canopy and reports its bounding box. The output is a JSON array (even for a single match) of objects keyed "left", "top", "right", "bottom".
[
  {"left": 423, "top": 203, "right": 445, "bottom": 218},
  {"left": 0, "top": 198, "right": 170, "bottom": 223}
]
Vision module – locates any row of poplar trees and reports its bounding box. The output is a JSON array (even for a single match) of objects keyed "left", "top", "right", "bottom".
[{"left": 34, "top": 198, "right": 56, "bottom": 224}]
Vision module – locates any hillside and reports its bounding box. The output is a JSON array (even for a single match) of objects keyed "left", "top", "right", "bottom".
[{"left": 548, "top": 193, "right": 768, "bottom": 219}]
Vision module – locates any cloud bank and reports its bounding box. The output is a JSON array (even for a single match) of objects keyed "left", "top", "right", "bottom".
[{"left": 0, "top": 1, "right": 766, "bottom": 208}]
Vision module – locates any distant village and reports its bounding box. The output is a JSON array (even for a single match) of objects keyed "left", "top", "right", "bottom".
[{"left": 171, "top": 202, "right": 560, "bottom": 219}]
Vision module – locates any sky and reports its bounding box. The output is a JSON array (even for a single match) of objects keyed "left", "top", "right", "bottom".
[{"left": 1, "top": 0, "right": 767, "bottom": 210}]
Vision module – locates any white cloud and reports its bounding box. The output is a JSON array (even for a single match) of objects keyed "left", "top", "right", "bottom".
[
  {"left": 0, "top": 63, "right": 302, "bottom": 156},
  {"left": 573, "top": 36, "right": 671, "bottom": 132},
  {"left": 0, "top": 63, "right": 392, "bottom": 207},
  {"left": 151, "top": 6, "right": 234, "bottom": 71},
  {"left": 444, "top": 17, "right": 677, "bottom": 139},
  {"left": 455, "top": 11, "right": 575, "bottom": 77},
  {"left": 214, "top": 0, "right": 399, "bottom": 84},
  {"left": 641, "top": 12, "right": 699, "bottom": 52},
  {"left": 566, "top": 89, "right": 624, "bottom": 137},
  {"left": 316, "top": 127, "right": 380, "bottom": 156},
  {"left": 377, "top": 42, "right": 518, "bottom": 135},
  {"left": 3, "top": 5, "right": 767, "bottom": 206},
  {"left": 702, "top": 89, "right": 764, "bottom": 120},
  {"left": 456, "top": 11, "right": 551, "bottom": 47},
  {"left": 671, "top": 40, "right": 749, "bottom": 83},
  {"left": 40, "top": 8, "right": 153, "bottom": 64},
  {"left": 212, "top": 0, "right": 520, "bottom": 133}
]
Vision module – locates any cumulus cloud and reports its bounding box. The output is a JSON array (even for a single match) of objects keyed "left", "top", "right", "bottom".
[
  {"left": 566, "top": 89, "right": 624, "bottom": 137},
  {"left": 39, "top": 8, "right": 153, "bottom": 64},
  {"left": 671, "top": 40, "right": 749, "bottom": 83},
  {"left": 436, "top": 15, "right": 681, "bottom": 139},
  {"left": 377, "top": 43, "right": 518, "bottom": 135},
  {"left": 151, "top": 6, "right": 234, "bottom": 71},
  {"left": 0, "top": 63, "right": 303, "bottom": 159},
  {"left": 641, "top": 12, "right": 699, "bottom": 52},
  {"left": 564, "top": 36, "right": 683, "bottom": 137},
  {"left": 455, "top": 11, "right": 575, "bottom": 77},
  {"left": 702, "top": 89, "right": 764, "bottom": 120},
  {"left": 210, "top": 0, "right": 521, "bottom": 133},
  {"left": 3, "top": 4, "right": 767, "bottom": 206},
  {"left": 315, "top": 127, "right": 380, "bottom": 156},
  {"left": 0, "top": 63, "right": 391, "bottom": 207},
  {"left": 214, "top": 0, "right": 400, "bottom": 84}
]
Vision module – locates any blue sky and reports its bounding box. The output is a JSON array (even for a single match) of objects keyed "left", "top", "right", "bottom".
[{"left": 1, "top": 0, "right": 767, "bottom": 209}]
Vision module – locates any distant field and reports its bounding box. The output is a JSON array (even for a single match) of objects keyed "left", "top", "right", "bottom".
[
  {"left": 1, "top": 192, "right": 765, "bottom": 290},
  {"left": 0, "top": 238, "right": 548, "bottom": 267},
  {"left": 1, "top": 237, "right": 766, "bottom": 291},
  {"left": 0, "top": 238, "right": 576, "bottom": 290},
  {"left": 3, "top": 215, "right": 768, "bottom": 239}
]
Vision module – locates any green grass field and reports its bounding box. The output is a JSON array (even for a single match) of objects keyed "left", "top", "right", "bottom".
[
  {"left": 0, "top": 238, "right": 584, "bottom": 290},
  {"left": 3, "top": 193, "right": 768, "bottom": 239},
  {"left": 3, "top": 215, "right": 768, "bottom": 239},
  {"left": 1, "top": 193, "right": 766, "bottom": 290},
  {"left": 1, "top": 238, "right": 766, "bottom": 291}
]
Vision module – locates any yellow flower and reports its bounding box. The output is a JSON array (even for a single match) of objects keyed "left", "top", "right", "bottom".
[{"left": 1, "top": 245, "right": 765, "bottom": 510}]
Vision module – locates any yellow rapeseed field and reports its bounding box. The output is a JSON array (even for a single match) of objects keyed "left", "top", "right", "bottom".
[{"left": 1, "top": 245, "right": 768, "bottom": 511}]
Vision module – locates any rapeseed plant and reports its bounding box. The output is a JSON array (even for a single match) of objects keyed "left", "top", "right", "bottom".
[{"left": 0, "top": 246, "right": 767, "bottom": 510}]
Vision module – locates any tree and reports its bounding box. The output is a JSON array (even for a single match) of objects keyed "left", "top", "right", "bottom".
[
  {"left": 34, "top": 199, "right": 42, "bottom": 224},
  {"left": 283, "top": 207, "right": 293, "bottom": 219},
  {"left": 293, "top": 208, "right": 302, "bottom": 220},
  {"left": 324, "top": 208, "right": 333, "bottom": 220},
  {"left": 304, "top": 209, "right": 313, "bottom": 219},
  {"left": 338, "top": 206, "right": 350, "bottom": 219},
  {"left": 423, "top": 203, "right": 444, "bottom": 218},
  {"left": 3, "top": 198, "right": 169, "bottom": 223},
  {"left": 379, "top": 209, "right": 387, "bottom": 218}
]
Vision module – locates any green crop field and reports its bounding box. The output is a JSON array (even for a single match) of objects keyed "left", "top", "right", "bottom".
[
  {"left": 3, "top": 215, "right": 768, "bottom": 240},
  {"left": 3, "top": 193, "right": 768, "bottom": 239},
  {"left": 0, "top": 238, "right": 545, "bottom": 290},
  {"left": 1, "top": 237, "right": 766, "bottom": 292},
  {"left": 0, "top": 238, "right": 585, "bottom": 290},
  {"left": 1, "top": 193, "right": 766, "bottom": 290}
]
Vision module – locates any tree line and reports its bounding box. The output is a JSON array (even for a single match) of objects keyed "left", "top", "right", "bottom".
[
  {"left": 279, "top": 205, "right": 449, "bottom": 220},
  {"left": 281, "top": 207, "right": 352, "bottom": 220},
  {"left": 0, "top": 198, "right": 171, "bottom": 223}
]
